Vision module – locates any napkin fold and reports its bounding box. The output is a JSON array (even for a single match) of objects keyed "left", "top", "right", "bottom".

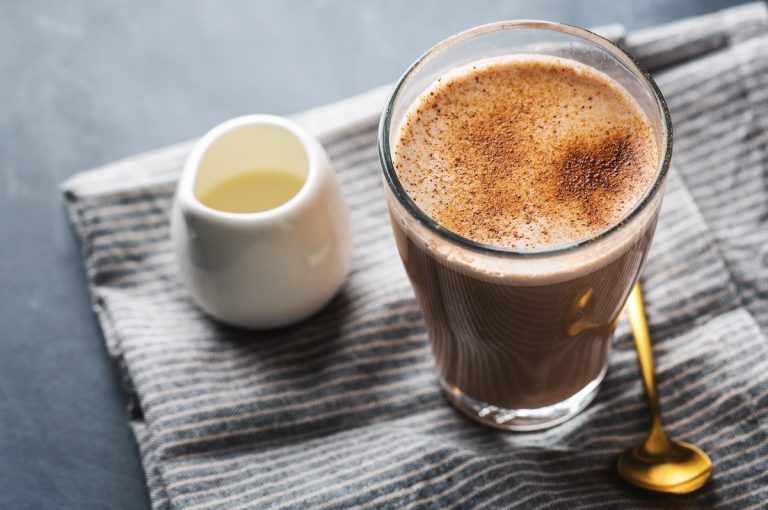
[{"left": 63, "top": 3, "right": 768, "bottom": 509}]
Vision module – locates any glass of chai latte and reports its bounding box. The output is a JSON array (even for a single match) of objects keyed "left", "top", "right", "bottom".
[{"left": 378, "top": 21, "right": 671, "bottom": 430}]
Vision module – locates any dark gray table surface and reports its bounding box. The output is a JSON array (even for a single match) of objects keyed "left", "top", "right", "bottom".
[{"left": 0, "top": 1, "right": 751, "bottom": 508}]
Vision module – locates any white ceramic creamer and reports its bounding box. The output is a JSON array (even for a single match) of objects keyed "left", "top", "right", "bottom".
[{"left": 171, "top": 115, "right": 351, "bottom": 328}]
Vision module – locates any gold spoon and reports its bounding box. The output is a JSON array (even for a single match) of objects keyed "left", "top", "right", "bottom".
[{"left": 617, "top": 282, "right": 712, "bottom": 494}]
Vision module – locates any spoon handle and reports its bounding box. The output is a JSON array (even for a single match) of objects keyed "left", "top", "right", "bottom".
[{"left": 627, "top": 282, "right": 669, "bottom": 452}]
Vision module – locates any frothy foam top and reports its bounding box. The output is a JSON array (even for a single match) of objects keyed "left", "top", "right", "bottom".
[{"left": 393, "top": 55, "right": 659, "bottom": 250}]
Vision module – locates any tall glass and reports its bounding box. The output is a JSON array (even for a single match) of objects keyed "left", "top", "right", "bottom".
[{"left": 378, "top": 21, "right": 671, "bottom": 431}]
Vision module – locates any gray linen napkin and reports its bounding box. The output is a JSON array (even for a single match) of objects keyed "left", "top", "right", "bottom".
[{"left": 63, "top": 3, "right": 768, "bottom": 509}]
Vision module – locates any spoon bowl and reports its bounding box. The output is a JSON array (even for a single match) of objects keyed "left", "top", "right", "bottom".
[{"left": 618, "top": 439, "right": 712, "bottom": 494}]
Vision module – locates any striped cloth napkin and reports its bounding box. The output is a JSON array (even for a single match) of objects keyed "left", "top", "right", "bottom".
[{"left": 63, "top": 3, "right": 768, "bottom": 509}]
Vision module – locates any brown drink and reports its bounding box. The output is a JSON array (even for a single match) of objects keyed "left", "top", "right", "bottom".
[{"left": 380, "top": 23, "right": 670, "bottom": 430}]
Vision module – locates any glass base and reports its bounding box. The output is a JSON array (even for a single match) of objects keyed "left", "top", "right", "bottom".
[{"left": 439, "top": 367, "right": 606, "bottom": 431}]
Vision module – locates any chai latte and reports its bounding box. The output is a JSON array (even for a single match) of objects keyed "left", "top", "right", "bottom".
[{"left": 390, "top": 55, "right": 660, "bottom": 413}]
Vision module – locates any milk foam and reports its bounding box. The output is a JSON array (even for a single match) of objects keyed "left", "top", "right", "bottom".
[{"left": 393, "top": 55, "right": 659, "bottom": 250}]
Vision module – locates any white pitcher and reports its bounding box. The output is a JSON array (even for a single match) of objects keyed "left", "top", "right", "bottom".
[{"left": 171, "top": 115, "right": 351, "bottom": 329}]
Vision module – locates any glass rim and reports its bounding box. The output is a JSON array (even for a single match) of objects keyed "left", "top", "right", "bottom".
[{"left": 377, "top": 19, "right": 673, "bottom": 258}]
